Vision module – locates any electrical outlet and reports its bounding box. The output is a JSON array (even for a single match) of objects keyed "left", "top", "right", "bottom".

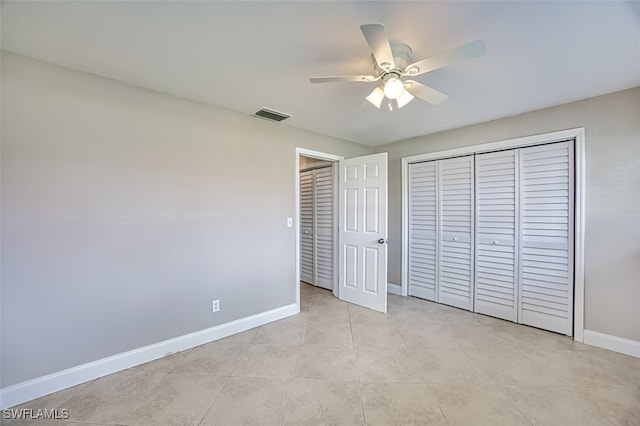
[{"left": 212, "top": 299, "right": 220, "bottom": 312}]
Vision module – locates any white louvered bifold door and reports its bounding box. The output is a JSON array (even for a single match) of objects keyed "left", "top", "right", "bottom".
[
  {"left": 408, "top": 161, "right": 438, "bottom": 301},
  {"left": 314, "top": 166, "right": 334, "bottom": 290},
  {"left": 438, "top": 156, "right": 474, "bottom": 311},
  {"left": 518, "top": 141, "right": 574, "bottom": 336},
  {"left": 475, "top": 150, "right": 518, "bottom": 322},
  {"left": 300, "top": 169, "right": 315, "bottom": 284}
]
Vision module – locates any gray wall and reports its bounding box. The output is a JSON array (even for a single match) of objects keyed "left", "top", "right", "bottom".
[
  {"left": 374, "top": 86, "right": 640, "bottom": 342},
  {"left": 0, "top": 52, "right": 370, "bottom": 387}
]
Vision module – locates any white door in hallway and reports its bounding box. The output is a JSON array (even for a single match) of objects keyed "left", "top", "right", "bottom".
[{"left": 338, "top": 152, "right": 388, "bottom": 313}]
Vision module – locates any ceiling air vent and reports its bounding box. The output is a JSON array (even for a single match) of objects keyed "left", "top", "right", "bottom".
[{"left": 254, "top": 107, "right": 291, "bottom": 122}]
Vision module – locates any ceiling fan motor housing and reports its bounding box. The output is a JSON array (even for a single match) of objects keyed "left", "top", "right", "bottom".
[{"left": 372, "top": 42, "right": 413, "bottom": 76}]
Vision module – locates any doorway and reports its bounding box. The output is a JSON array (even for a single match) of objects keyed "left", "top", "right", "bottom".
[
  {"left": 295, "top": 148, "right": 390, "bottom": 314},
  {"left": 295, "top": 149, "right": 342, "bottom": 309},
  {"left": 299, "top": 156, "right": 336, "bottom": 291}
]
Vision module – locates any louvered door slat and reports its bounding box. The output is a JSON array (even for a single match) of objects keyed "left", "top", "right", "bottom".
[
  {"left": 519, "top": 141, "right": 574, "bottom": 335},
  {"left": 438, "top": 156, "right": 474, "bottom": 310},
  {"left": 474, "top": 149, "right": 518, "bottom": 321},
  {"left": 408, "top": 161, "right": 438, "bottom": 301}
]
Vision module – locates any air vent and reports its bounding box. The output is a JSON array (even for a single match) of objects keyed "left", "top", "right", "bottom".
[{"left": 254, "top": 107, "right": 291, "bottom": 122}]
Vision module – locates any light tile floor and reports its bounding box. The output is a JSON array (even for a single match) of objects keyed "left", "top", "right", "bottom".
[{"left": 5, "top": 283, "right": 640, "bottom": 425}]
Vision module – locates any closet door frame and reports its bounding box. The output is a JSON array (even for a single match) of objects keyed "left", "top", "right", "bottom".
[
  {"left": 401, "top": 128, "right": 586, "bottom": 342},
  {"left": 296, "top": 149, "right": 343, "bottom": 307},
  {"left": 300, "top": 162, "right": 335, "bottom": 290}
]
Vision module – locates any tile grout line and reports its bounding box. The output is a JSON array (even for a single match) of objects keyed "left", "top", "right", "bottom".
[
  {"left": 565, "top": 386, "right": 619, "bottom": 426},
  {"left": 194, "top": 375, "right": 229, "bottom": 426},
  {"left": 350, "top": 306, "right": 368, "bottom": 426},
  {"left": 280, "top": 329, "right": 304, "bottom": 426},
  {"left": 115, "top": 370, "right": 171, "bottom": 426},
  {"left": 226, "top": 326, "right": 258, "bottom": 378},
  {"left": 194, "top": 326, "right": 258, "bottom": 425},
  {"left": 493, "top": 383, "right": 535, "bottom": 426},
  {"left": 423, "top": 383, "right": 452, "bottom": 426}
]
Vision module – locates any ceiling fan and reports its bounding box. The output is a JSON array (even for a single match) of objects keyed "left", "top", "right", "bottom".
[{"left": 309, "top": 24, "right": 487, "bottom": 110}]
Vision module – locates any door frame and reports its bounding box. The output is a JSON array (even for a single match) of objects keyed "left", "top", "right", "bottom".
[
  {"left": 295, "top": 148, "right": 343, "bottom": 310},
  {"left": 400, "top": 128, "right": 586, "bottom": 342}
]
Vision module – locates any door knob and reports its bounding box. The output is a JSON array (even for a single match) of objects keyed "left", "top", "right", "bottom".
[
  {"left": 453, "top": 237, "right": 458, "bottom": 241},
  {"left": 493, "top": 240, "right": 499, "bottom": 245},
  {"left": 378, "top": 238, "right": 388, "bottom": 244}
]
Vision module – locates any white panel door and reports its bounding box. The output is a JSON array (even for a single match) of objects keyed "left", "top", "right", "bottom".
[
  {"left": 475, "top": 150, "right": 518, "bottom": 321},
  {"left": 438, "top": 156, "right": 474, "bottom": 310},
  {"left": 314, "top": 166, "right": 334, "bottom": 290},
  {"left": 339, "top": 152, "right": 388, "bottom": 313},
  {"left": 408, "top": 161, "right": 438, "bottom": 301},
  {"left": 299, "top": 169, "right": 315, "bottom": 284},
  {"left": 519, "top": 141, "right": 574, "bottom": 335}
]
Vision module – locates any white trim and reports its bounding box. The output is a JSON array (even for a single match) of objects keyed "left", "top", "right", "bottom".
[
  {"left": 583, "top": 330, "right": 640, "bottom": 359},
  {"left": 295, "top": 148, "right": 343, "bottom": 305},
  {"left": 400, "top": 159, "right": 409, "bottom": 296},
  {"left": 296, "top": 148, "right": 343, "bottom": 162},
  {"left": 331, "top": 158, "right": 340, "bottom": 299},
  {"left": 402, "top": 128, "right": 584, "bottom": 164},
  {"left": 400, "top": 128, "right": 586, "bottom": 342},
  {"left": 0, "top": 304, "right": 298, "bottom": 409},
  {"left": 573, "top": 129, "right": 586, "bottom": 342},
  {"left": 387, "top": 283, "right": 402, "bottom": 296}
]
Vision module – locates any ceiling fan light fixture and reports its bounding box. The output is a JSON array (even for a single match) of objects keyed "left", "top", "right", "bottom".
[
  {"left": 366, "top": 86, "right": 385, "bottom": 108},
  {"left": 383, "top": 77, "right": 404, "bottom": 99},
  {"left": 309, "top": 24, "right": 487, "bottom": 111},
  {"left": 396, "top": 89, "right": 414, "bottom": 108}
]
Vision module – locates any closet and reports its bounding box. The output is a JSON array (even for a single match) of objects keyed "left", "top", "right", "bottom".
[
  {"left": 300, "top": 163, "right": 334, "bottom": 290},
  {"left": 408, "top": 140, "right": 574, "bottom": 335}
]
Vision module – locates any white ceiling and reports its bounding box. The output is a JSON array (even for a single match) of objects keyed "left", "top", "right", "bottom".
[{"left": 2, "top": 1, "right": 639, "bottom": 146}]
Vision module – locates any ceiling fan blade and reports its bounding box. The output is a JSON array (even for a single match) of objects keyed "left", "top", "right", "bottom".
[
  {"left": 405, "top": 80, "right": 448, "bottom": 105},
  {"left": 360, "top": 24, "right": 396, "bottom": 71},
  {"left": 404, "top": 39, "right": 487, "bottom": 77},
  {"left": 309, "top": 75, "right": 380, "bottom": 84}
]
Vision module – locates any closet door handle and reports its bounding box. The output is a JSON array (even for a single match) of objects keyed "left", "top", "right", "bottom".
[
  {"left": 453, "top": 237, "right": 458, "bottom": 241},
  {"left": 493, "top": 240, "right": 499, "bottom": 245},
  {"left": 378, "top": 238, "right": 388, "bottom": 244}
]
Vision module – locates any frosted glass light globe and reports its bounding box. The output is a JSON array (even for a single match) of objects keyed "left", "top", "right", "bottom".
[{"left": 383, "top": 77, "right": 404, "bottom": 99}]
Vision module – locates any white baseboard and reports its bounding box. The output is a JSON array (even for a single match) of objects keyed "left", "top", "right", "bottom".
[
  {"left": 0, "top": 303, "right": 298, "bottom": 409},
  {"left": 583, "top": 329, "right": 640, "bottom": 358},
  {"left": 387, "top": 283, "right": 402, "bottom": 296}
]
